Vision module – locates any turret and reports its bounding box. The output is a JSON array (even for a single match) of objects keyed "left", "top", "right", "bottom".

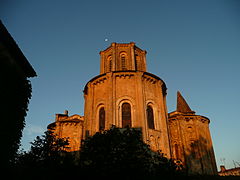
[
  {"left": 168, "top": 91, "right": 217, "bottom": 175},
  {"left": 99, "top": 42, "right": 147, "bottom": 74}
]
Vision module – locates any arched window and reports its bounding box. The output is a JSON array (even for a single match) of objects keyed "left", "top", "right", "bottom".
[
  {"left": 190, "top": 141, "right": 197, "bottom": 158},
  {"left": 135, "top": 55, "right": 141, "bottom": 71},
  {"left": 107, "top": 56, "right": 112, "bottom": 72},
  {"left": 175, "top": 144, "right": 180, "bottom": 159},
  {"left": 99, "top": 107, "right": 105, "bottom": 131},
  {"left": 120, "top": 53, "right": 127, "bottom": 70},
  {"left": 109, "top": 59, "right": 112, "bottom": 72},
  {"left": 147, "top": 105, "right": 155, "bottom": 129},
  {"left": 122, "top": 103, "right": 131, "bottom": 128}
]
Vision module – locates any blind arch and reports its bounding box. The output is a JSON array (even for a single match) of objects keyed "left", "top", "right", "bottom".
[{"left": 107, "top": 56, "right": 112, "bottom": 72}]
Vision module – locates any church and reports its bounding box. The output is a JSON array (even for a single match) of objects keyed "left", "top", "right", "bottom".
[{"left": 48, "top": 42, "right": 217, "bottom": 175}]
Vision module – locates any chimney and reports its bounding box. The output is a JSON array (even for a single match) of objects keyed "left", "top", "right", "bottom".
[{"left": 64, "top": 110, "right": 68, "bottom": 115}]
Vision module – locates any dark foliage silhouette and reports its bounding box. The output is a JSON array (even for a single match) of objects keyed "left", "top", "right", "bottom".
[
  {"left": 79, "top": 126, "right": 178, "bottom": 178},
  {"left": 0, "top": 63, "right": 33, "bottom": 166},
  {"left": 0, "top": 20, "right": 36, "bottom": 167},
  {"left": 11, "top": 128, "right": 234, "bottom": 180},
  {"left": 15, "top": 131, "right": 71, "bottom": 168},
  {"left": 12, "top": 127, "right": 180, "bottom": 179}
]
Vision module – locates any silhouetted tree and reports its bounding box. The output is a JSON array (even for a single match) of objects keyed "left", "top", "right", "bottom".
[
  {"left": 0, "top": 69, "right": 33, "bottom": 166},
  {"left": 15, "top": 131, "right": 70, "bottom": 168},
  {"left": 0, "top": 21, "right": 36, "bottom": 167},
  {"left": 12, "top": 127, "right": 183, "bottom": 179},
  {"left": 79, "top": 126, "right": 177, "bottom": 178}
]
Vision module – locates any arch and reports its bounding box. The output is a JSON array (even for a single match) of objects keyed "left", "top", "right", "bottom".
[
  {"left": 190, "top": 141, "right": 197, "bottom": 158},
  {"left": 122, "top": 102, "right": 131, "bottom": 128},
  {"left": 135, "top": 54, "right": 141, "bottom": 71},
  {"left": 174, "top": 144, "right": 180, "bottom": 159},
  {"left": 147, "top": 105, "right": 155, "bottom": 129},
  {"left": 99, "top": 107, "right": 105, "bottom": 131},
  {"left": 120, "top": 52, "right": 127, "bottom": 70},
  {"left": 187, "top": 126, "right": 195, "bottom": 139},
  {"left": 107, "top": 55, "right": 112, "bottom": 72},
  {"left": 116, "top": 96, "right": 135, "bottom": 127}
]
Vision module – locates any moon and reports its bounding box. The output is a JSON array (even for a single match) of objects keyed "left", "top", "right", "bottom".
[{"left": 104, "top": 38, "right": 108, "bottom": 42}]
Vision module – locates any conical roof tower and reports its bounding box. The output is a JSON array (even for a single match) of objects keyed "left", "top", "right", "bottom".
[
  {"left": 168, "top": 91, "right": 217, "bottom": 175},
  {"left": 176, "top": 91, "right": 195, "bottom": 114}
]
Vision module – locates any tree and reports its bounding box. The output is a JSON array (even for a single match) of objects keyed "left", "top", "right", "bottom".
[
  {"left": 79, "top": 126, "right": 177, "bottom": 178},
  {"left": 0, "top": 21, "right": 36, "bottom": 167},
  {"left": 13, "top": 127, "right": 180, "bottom": 179},
  {"left": 16, "top": 131, "right": 70, "bottom": 168},
  {"left": 0, "top": 72, "right": 33, "bottom": 166}
]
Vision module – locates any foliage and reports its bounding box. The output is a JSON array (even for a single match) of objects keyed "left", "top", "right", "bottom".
[
  {"left": 15, "top": 131, "right": 71, "bottom": 168},
  {"left": 79, "top": 126, "right": 178, "bottom": 178},
  {"left": 0, "top": 59, "right": 33, "bottom": 166},
  {"left": 13, "top": 127, "right": 181, "bottom": 179}
]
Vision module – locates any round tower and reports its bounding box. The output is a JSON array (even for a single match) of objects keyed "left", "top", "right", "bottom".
[
  {"left": 83, "top": 42, "right": 171, "bottom": 157},
  {"left": 47, "top": 111, "right": 84, "bottom": 152},
  {"left": 168, "top": 91, "right": 217, "bottom": 175}
]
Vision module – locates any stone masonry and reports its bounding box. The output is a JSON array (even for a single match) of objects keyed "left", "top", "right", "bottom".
[{"left": 48, "top": 42, "right": 217, "bottom": 175}]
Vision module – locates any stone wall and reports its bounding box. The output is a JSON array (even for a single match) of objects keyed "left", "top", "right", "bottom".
[
  {"left": 168, "top": 112, "right": 217, "bottom": 175},
  {"left": 48, "top": 113, "right": 84, "bottom": 152},
  {"left": 83, "top": 71, "right": 170, "bottom": 157}
]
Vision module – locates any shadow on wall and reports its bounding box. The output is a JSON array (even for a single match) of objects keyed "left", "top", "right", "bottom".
[{"left": 182, "top": 135, "right": 217, "bottom": 175}]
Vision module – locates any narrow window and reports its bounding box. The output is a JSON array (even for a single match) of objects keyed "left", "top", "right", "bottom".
[
  {"left": 147, "top": 105, "right": 155, "bottom": 129},
  {"left": 109, "top": 59, "right": 112, "bottom": 72},
  {"left": 175, "top": 144, "right": 180, "bottom": 159},
  {"left": 107, "top": 56, "right": 112, "bottom": 72},
  {"left": 190, "top": 142, "right": 197, "bottom": 158},
  {"left": 121, "top": 54, "right": 126, "bottom": 70},
  {"left": 122, "top": 103, "right": 131, "bottom": 128},
  {"left": 99, "top": 107, "right": 105, "bottom": 131},
  {"left": 135, "top": 55, "right": 141, "bottom": 71}
]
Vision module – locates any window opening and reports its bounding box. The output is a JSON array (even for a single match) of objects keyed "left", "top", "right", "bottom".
[
  {"left": 147, "top": 105, "right": 155, "bottom": 129},
  {"left": 121, "top": 54, "right": 126, "bottom": 70},
  {"left": 122, "top": 103, "right": 131, "bottom": 128},
  {"left": 99, "top": 107, "right": 105, "bottom": 131}
]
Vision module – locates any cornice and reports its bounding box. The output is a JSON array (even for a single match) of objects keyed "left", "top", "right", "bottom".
[{"left": 168, "top": 113, "right": 210, "bottom": 124}]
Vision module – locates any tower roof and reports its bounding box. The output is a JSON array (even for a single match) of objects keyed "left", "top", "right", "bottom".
[{"left": 176, "top": 91, "right": 195, "bottom": 113}]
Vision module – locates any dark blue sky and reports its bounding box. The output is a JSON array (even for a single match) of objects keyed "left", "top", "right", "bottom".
[{"left": 1, "top": 0, "right": 240, "bottom": 170}]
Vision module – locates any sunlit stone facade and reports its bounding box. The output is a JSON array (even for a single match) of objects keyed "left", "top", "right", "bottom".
[
  {"left": 83, "top": 42, "right": 170, "bottom": 156},
  {"left": 48, "top": 42, "right": 217, "bottom": 175},
  {"left": 168, "top": 92, "right": 217, "bottom": 175},
  {"left": 48, "top": 111, "right": 84, "bottom": 152}
]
